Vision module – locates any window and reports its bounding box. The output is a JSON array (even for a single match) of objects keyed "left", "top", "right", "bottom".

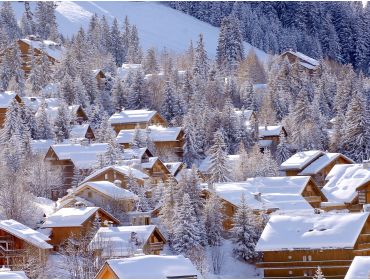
[
  {"left": 288, "top": 256, "right": 292, "bottom": 260},
  {"left": 88, "top": 191, "right": 92, "bottom": 198},
  {"left": 288, "top": 271, "right": 293, "bottom": 275},
  {"left": 104, "top": 174, "right": 108, "bottom": 180},
  {"left": 308, "top": 255, "right": 312, "bottom": 261},
  {"left": 303, "top": 256, "right": 307, "bottom": 262}
]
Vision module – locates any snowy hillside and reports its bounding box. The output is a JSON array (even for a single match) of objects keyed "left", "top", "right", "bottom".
[{"left": 12, "top": 1, "right": 267, "bottom": 60}]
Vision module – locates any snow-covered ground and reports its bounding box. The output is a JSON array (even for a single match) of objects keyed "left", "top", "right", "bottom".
[{"left": 12, "top": 1, "right": 267, "bottom": 60}]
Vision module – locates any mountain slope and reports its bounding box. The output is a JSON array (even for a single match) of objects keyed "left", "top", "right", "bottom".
[{"left": 12, "top": 1, "right": 267, "bottom": 60}]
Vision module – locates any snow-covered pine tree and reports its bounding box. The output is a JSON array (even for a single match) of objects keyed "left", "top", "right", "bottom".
[
  {"left": 95, "top": 113, "right": 116, "bottom": 143},
  {"left": 103, "top": 139, "right": 123, "bottom": 166},
  {"left": 203, "top": 191, "right": 223, "bottom": 246},
  {"left": 127, "top": 70, "right": 147, "bottom": 109},
  {"left": 73, "top": 77, "right": 90, "bottom": 109},
  {"left": 172, "top": 193, "right": 202, "bottom": 254},
  {"left": 53, "top": 103, "right": 71, "bottom": 143},
  {"left": 275, "top": 131, "right": 291, "bottom": 164},
  {"left": 160, "top": 80, "right": 178, "bottom": 123},
  {"left": 159, "top": 177, "right": 177, "bottom": 243},
  {"left": 60, "top": 74, "right": 75, "bottom": 105},
  {"left": 192, "top": 34, "right": 209, "bottom": 80},
  {"left": 208, "top": 130, "right": 230, "bottom": 184},
  {"left": 0, "top": 2, "right": 21, "bottom": 42},
  {"left": 232, "top": 193, "right": 260, "bottom": 263},
  {"left": 127, "top": 25, "right": 142, "bottom": 64},
  {"left": 35, "top": 2, "right": 58, "bottom": 40},
  {"left": 131, "top": 125, "right": 147, "bottom": 150},
  {"left": 112, "top": 78, "right": 127, "bottom": 112}
]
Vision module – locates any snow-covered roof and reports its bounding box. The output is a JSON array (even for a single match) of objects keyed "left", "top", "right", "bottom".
[
  {"left": 258, "top": 139, "right": 273, "bottom": 148},
  {"left": 80, "top": 164, "right": 149, "bottom": 185},
  {"left": 117, "top": 64, "right": 143, "bottom": 80},
  {"left": 280, "top": 150, "right": 324, "bottom": 171},
  {"left": 75, "top": 181, "right": 138, "bottom": 200},
  {"left": 20, "top": 38, "right": 64, "bottom": 61},
  {"left": 23, "top": 97, "right": 60, "bottom": 113},
  {"left": 282, "top": 50, "right": 319, "bottom": 69},
  {"left": 69, "top": 124, "right": 91, "bottom": 139},
  {"left": 322, "top": 164, "right": 370, "bottom": 204},
  {"left": 298, "top": 153, "right": 354, "bottom": 175},
  {"left": 345, "top": 256, "right": 370, "bottom": 279},
  {"left": 42, "top": 206, "right": 101, "bottom": 228},
  {"left": 0, "top": 91, "right": 19, "bottom": 109},
  {"left": 256, "top": 212, "right": 369, "bottom": 251},
  {"left": 90, "top": 225, "right": 159, "bottom": 257},
  {"left": 0, "top": 219, "right": 52, "bottom": 250},
  {"left": 212, "top": 177, "right": 313, "bottom": 212},
  {"left": 50, "top": 143, "right": 109, "bottom": 169},
  {"left": 109, "top": 109, "right": 157, "bottom": 124},
  {"left": 104, "top": 255, "right": 199, "bottom": 279},
  {"left": 198, "top": 155, "right": 240, "bottom": 174},
  {"left": 165, "top": 162, "right": 183, "bottom": 176},
  {"left": 0, "top": 269, "right": 28, "bottom": 279},
  {"left": 122, "top": 147, "right": 151, "bottom": 160},
  {"left": 116, "top": 126, "right": 182, "bottom": 144},
  {"left": 258, "top": 125, "right": 284, "bottom": 137}
]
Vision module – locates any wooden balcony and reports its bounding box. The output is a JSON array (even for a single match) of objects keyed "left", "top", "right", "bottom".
[
  {"left": 257, "top": 259, "right": 352, "bottom": 268},
  {"left": 149, "top": 242, "right": 164, "bottom": 252},
  {"left": 304, "top": 196, "right": 322, "bottom": 203}
]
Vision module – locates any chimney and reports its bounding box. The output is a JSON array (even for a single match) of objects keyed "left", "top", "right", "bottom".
[
  {"left": 114, "top": 180, "right": 122, "bottom": 188},
  {"left": 363, "top": 160, "right": 370, "bottom": 170}
]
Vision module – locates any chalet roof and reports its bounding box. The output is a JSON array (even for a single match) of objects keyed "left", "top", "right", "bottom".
[
  {"left": 75, "top": 181, "right": 138, "bottom": 201},
  {"left": 0, "top": 268, "right": 28, "bottom": 279},
  {"left": 256, "top": 212, "right": 369, "bottom": 251},
  {"left": 198, "top": 154, "right": 240, "bottom": 174},
  {"left": 109, "top": 109, "right": 157, "bottom": 124},
  {"left": 0, "top": 219, "right": 52, "bottom": 250},
  {"left": 122, "top": 147, "right": 151, "bottom": 160},
  {"left": 20, "top": 38, "right": 64, "bottom": 61},
  {"left": 212, "top": 178, "right": 313, "bottom": 212},
  {"left": 298, "top": 153, "right": 354, "bottom": 175},
  {"left": 345, "top": 256, "right": 370, "bottom": 279},
  {"left": 31, "top": 139, "right": 54, "bottom": 155},
  {"left": 280, "top": 150, "right": 324, "bottom": 171},
  {"left": 42, "top": 206, "right": 118, "bottom": 228},
  {"left": 50, "top": 143, "right": 109, "bottom": 169},
  {"left": 322, "top": 164, "right": 370, "bottom": 203},
  {"left": 0, "top": 91, "right": 20, "bottom": 109},
  {"left": 282, "top": 50, "right": 319, "bottom": 70},
  {"left": 80, "top": 164, "right": 149, "bottom": 185},
  {"left": 141, "top": 156, "right": 159, "bottom": 169},
  {"left": 258, "top": 125, "right": 284, "bottom": 137},
  {"left": 116, "top": 125, "right": 182, "bottom": 144},
  {"left": 117, "top": 63, "right": 143, "bottom": 80},
  {"left": 103, "top": 255, "right": 199, "bottom": 279},
  {"left": 69, "top": 124, "right": 91, "bottom": 139},
  {"left": 89, "top": 225, "right": 162, "bottom": 257},
  {"left": 165, "top": 162, "right": 183, "bottom": 176},
  {"left": 258, "top": 139, "right": 273, "bottom": 148}
]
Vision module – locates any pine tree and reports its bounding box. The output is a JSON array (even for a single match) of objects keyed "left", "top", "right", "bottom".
[
  {"left": 127, "top": 70, "right": 147, "bottom": 109},
  {"left": 112, "top": 78, "right": 127, "bottom": 111},
  {"left": 143, "top": 48, "right": 159, "bottom": 74},
  {"left": 95, "top": 113, "right": 116, "bottom": 143},
  {"left": 109, "top": 18, "right": 124, "bottom": 66},
  {"left": 53, "top": 103, "right": 71, "bottom": 143},
  {"left": 127, "top": 25, "right": 142, "bottom": 64},
  {"left": 60, "top": 74, "right": 75, "bottom": 105},
  {"left": 172, "top": 194, "right": 202, "bottom": 254},
  {"left": 313, "top": 266, "right": 325, "bottom": 279},
  {"left": 103, "top": 139, "right": 123, "bottom": 166},
  {"left": 73, "top": 77, "right": 90, "bottom": 108},
  {"left": 35, "top": 101, "right": 54, "bottom": 140},
  {"left": 160, "top": 81, "right": 178, "bottom": 123},
  {"left": 131, "top": 125, "right": 147, "bottom": 150},
  {"left": 232, "top": 193, "right": 260, "bottom": 263},
  {"left": 192, "top": 34, "right": 209, "bottom": 80},
  {"left": 275, "top": 132, "right": 291, "bottom": 164},
  {"left": 0, "top": 2, "right": 20, "bottom": 42},
  {"left": 203, "top": 191, "right": 223, "bottom": 246},
  {"left": 159, "top": 177, "right": 177, "bottom": 243},
  {"left": 35, "top": 2, "right": 58, "bottom": 40},
  {"left": 208, "top": 130, "right": 230, "bottom": 184},
  {"left": 20, "top": 2, "right": 35, "bottom": 36}
]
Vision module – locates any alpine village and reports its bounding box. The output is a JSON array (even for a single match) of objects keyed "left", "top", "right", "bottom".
[{"left": 0, "top": 1, "right": 368, "bottom": 279}]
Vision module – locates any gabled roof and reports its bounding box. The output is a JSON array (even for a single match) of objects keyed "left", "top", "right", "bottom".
[
  {"left": 90, "top": 225, "right": 164, "bottom": 257},
  {"left": 0, "top": 91, "right": 21, "bottom": 109},
  {"left": 69, "top": 124, "right": 91, "bottom": 139},
  {"left": 116, "top": 125, "right": 182, "bottom": 144},
  {"left": 0, "top": 219, "right": 52, "bottom": 250},
  {"left": 345, "top": 256, "right": 370, "bottom": 279},
  {"left": 281, "top": 50, "right": 319, "bottom": 70},
  {"left": 256, "top": 212, "right": 369, "bottom": 251},
  {"left": 122, "top": 147, "right": 153, "bottom": 160},
  {"left": 80, "top": 164, "right": 149, "bottom": 185},
  {"left": 75, "top": 181, "right": 138, "bottom": 200},
  {"left": 42, "top": 206, "right": 119, "bottom": 228},
  {"left": 165, "top": 162, "right": 184, "bottom": 176},
  {"left": 280, "top": 150, "right": 324, "bottom": 171},
  {"left": 322, "top": 164, "right": 370, "bottom": 203},
  {"left": 258, "top": 125, "right": 285, "bottom": 137},
  {"left": 48, "top": 143, "right": 109, "bottom": 169},
  {"left": 103, "top": 255, "right": 199, "bottom": 279},
  {"left": 109, "top": 109, "right": 157, "bottom": 124},
  {"left": 298, "top": 153, "right": 354, "bottom": 175},
  {"left": 19, "top": 38, "right": 64, "bottom": 61}
]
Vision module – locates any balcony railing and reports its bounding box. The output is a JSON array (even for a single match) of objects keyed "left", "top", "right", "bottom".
[{"left": 149, "top": 242, "right": 164, "bottom": 251}]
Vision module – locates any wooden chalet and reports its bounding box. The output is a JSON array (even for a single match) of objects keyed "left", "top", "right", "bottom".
[
  {"left": 44, "top": 143, "right": 110, "bottom": 197},
  {"left": 109, "top": 109, "right": 167, "bottom": 133},
  {"left": 0, "top": 92, "right": 22, "bottom": 128},
  {"left": 280, "top": 50, "right": 320, "bottom": 74},
  {"left": 141, "top": 157, "right": 171, "bottom": 184},
  {"left": 89, "top": 225, "right": 166, "bottom": 258},
  {"left": 41, "top": 205, "right": 120, "bottom": 251},
  {"left": 0, "top": 219, "right": 52, "bottom": 268},
  {"left": 93, "top": 69, "right": 106, "bottom": 90},
  {"left": 116, "top": 125, "right": 184, "bottom": 161},
  {"left": 321, "top": 162, "right": 370, "bottom": 212},
  {"left": 96, "top": 255, "right": 199, "bottom": 279},
  {"left": 69, "top": 124, "right": 95, "bottom": 141},
  {"left": 58, "top": 181, "right": 138, "bottom": 213},
  {"left": 258, "top": 125, "right": 287, "bottom": 151},
  {"left": 281, "top": 150, "right": 354, "bottom": 186},
  {"left": 203, "top": 177, "right": 320, "bottom": 230},
  {"left": 0, "top": 36, "right": 62, "bottom": 76},
  {"left": 256, "top": 212, "right": 370, "bottom": 279}
]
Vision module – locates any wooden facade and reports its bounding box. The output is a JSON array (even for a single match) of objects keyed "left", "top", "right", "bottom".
[
  {"left": 46, "top": 209, "right": 119, "bottom": 250},
  {"left": 96, "top": 264, "right": 119, "bottom": 279},
  {"left": 257, "top": 216, "right": 370, "bottom": 279},
  {"left": 111, "top": 113, "right": 167, "bottom": 134},
  {"left": 301, "top": 178, "right": 327, "bottom": 208},
  {"left": 143, "top": 158, "right": 171, "bottom": 184}
]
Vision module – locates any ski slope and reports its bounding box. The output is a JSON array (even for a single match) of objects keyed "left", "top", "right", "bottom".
[{"left": 12, "top": 1, "right": 267, "bottom": 60}]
